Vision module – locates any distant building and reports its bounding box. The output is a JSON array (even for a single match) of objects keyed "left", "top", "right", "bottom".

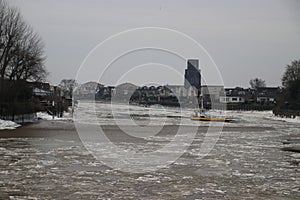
[
  {"left": 256, "top": 87, "right": 280, "bottom": 104},
  {"left": 220, "top": 96, "right": 245, "bottom": 103},
  {"left": 166, "top": 85, "right": 198, "bottom": 98},
  {"left": 184, "top": 59, "right": 201, "bottom": 96},
  {"left": 115, "top": 82, "right": 138, "bottom": 98},
  {"left": 167, "top": 85, "right": 187, "bottom": 97},
  {"left": 225, "top": 87, "right": 254, "bottom": 96},
  {"left": 201, "top": 85, "right": 224, "bottom": 102},
  {"left": 157, "top": 86, "right": 171, "bottom": 97},
  {"left": 74, "top": 81, "right": 104, "bottom": 99},
  {"left": 256, "top": 96, "right": 275, "bottom": 103},
  {"left": 220, "top": 86, "right": 280, "bottom": 104},
  {"left": 96, "top": 86, "right": 115, "bottom": 100},
  {"left": 26, "top": 82, "right": 50, "bottom": 97}
]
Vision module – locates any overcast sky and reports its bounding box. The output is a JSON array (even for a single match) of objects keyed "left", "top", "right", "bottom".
[{"left": 9, "top": 0, "right": 300, "bottom": 87}]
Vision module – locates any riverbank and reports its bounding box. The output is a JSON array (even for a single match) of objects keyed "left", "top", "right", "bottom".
[
  {"left": 0, "top": 111, "right": 73, "bottom": 130},
  {"left": 273, "top": 108, "right": 300, "bottom": 118}
]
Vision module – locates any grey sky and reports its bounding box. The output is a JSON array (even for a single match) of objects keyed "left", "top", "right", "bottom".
[{"left": 9, "top": 0, "right": 300, "bottom": 87}]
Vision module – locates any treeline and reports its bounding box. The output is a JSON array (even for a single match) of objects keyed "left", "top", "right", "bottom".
[
  {"left": 273, "top": 60, "right": 300, "bottom": 117},
  {"left": 0, "top": 0, "right": 47, "bottom": 117}
]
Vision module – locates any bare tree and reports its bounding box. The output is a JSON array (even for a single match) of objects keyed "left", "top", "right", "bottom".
[
  {"left": 282, "top": 60, "right": 300, "bottom": 100},
  {"left": 249, "top": 78, "right": 266, "bottom": 89},
  {"left": 0, "top": 0, "right": 47, "bottom": 117},
  {"left": 282, "top": 60, "right": 300, "bottom": 88},
  {"left": 59, "top": 79, "right": 77, "bottom": 99},
  {"left": 0, "top": 0, "right": 47, "bottom": 82}
]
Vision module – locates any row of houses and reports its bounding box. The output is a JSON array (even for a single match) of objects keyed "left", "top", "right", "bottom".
[
  {"left": 199, "top": 85, "right": 280, "bottom": 104},
  {"left": 74, "top": 82, "right": 281, "bottom": 105}
]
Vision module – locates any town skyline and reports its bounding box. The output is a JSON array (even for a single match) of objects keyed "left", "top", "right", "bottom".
[{"left": 9, "top": 0, "right": 300, "bottom": 88}]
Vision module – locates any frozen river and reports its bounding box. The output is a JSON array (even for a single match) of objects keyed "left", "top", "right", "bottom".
[{"left": 0, "top": 102, "right": 299, "bottom": 199}]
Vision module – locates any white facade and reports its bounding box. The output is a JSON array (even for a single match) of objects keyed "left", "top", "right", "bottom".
[
  {"left": 220, "top": 96, "right": 245, "bottom": 103},
  {"left": 257, "top": 97, "right": 275, "bottom": 103}
]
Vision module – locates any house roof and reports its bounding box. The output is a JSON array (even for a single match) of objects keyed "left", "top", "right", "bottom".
[
  {"left": 116, "top": 82, "right": 138, "bottom": 89},
  {"left": 81, "top": 81, "right": 103, "bottom": 87}
]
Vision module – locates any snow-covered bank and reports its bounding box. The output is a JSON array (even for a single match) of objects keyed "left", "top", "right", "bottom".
[
  {"left": 272, "top": 115, "right": 300, "bottom": 123},
  {"left": 0, "top": 119, "right": 20, "bottom": 130},
  {"left": 0, "top": 111, "right": 73, "bottom": 131},
  {"left": 36, "top": 111, "right": 73, "bottom": 121},
  {"left": 223, "top": 110, "right": 300, "bottom": 124}
]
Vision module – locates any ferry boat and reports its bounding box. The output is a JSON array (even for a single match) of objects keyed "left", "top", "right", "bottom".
[{"left": 191, "top": 108, "right": 234, "bottom": 122}]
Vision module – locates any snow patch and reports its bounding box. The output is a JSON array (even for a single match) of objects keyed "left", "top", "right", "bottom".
[
  {"left": 0, "top": 119, "right": 20, "bottom": 130},
  {"left": 36, "top": 112, "right": 73, "bottom": 121}
]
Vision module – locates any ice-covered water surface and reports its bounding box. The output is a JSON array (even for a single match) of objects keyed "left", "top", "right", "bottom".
[
  {"left": 0, "top": 102, "right": 299, "bottom": 199},
  {"left": 75, "top": 101, "right": 189, "bottom": 126},
  {"left": 75, "top": 101, "right": 300, "bottom": 128}
]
